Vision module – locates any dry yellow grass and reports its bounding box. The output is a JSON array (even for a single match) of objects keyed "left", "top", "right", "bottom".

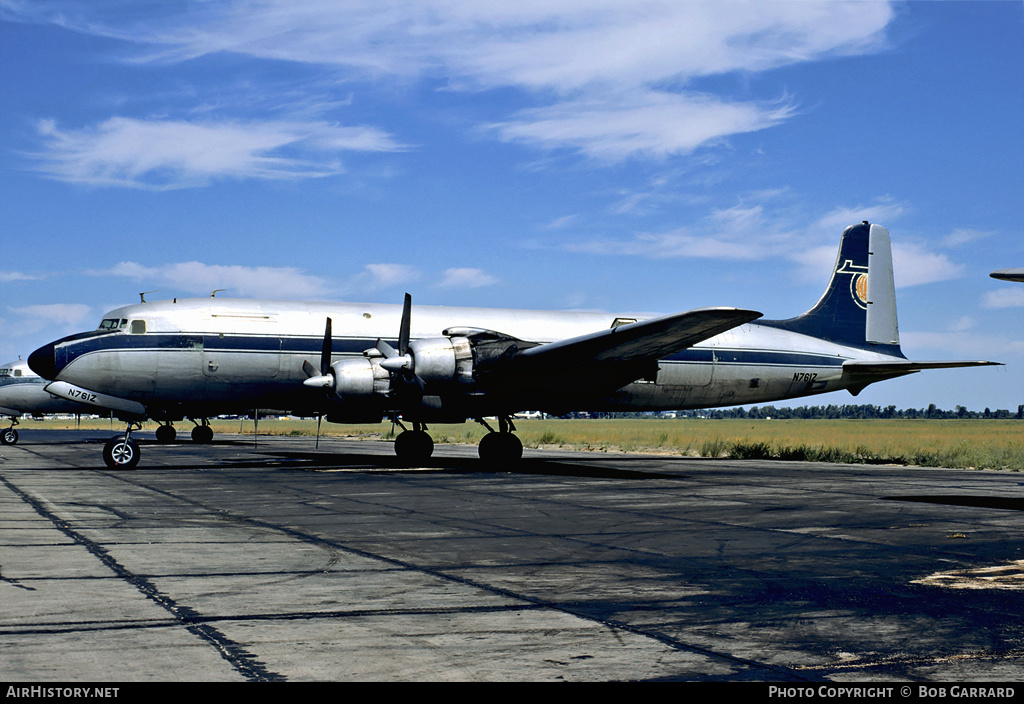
[{"left": 25, "top": 416, "right": 1023, "bottom": 470}]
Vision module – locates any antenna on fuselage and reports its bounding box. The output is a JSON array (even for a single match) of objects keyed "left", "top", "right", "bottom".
[
  {"left": 211, "top": 289, "right": 226, "bottom": 298},
  {"left": 139, "top": 290, "right": 157, "bottom": 303}
]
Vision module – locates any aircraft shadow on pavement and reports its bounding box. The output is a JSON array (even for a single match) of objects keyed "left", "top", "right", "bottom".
[
  {"left": 11, "top": 433, "right": 678, "bottom": 478},
  {"left": 241, "top": 450, "right": 684, "bottom": 480},
  {"left": 886, "top": 495, "right": 1024, "bottom": 512}
]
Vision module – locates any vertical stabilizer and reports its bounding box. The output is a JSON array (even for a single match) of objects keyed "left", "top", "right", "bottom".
[{"left": 759, "top": 222, "right": 905, "bottom": 356}]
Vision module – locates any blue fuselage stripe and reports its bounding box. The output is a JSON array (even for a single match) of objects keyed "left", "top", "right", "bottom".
[{"left": 54, "top": 332, "right": 848, "bottom": 371}]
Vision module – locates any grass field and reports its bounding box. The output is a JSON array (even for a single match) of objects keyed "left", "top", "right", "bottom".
[{"left": 22, "top": 416, "right": 1024, "bottom": 471}]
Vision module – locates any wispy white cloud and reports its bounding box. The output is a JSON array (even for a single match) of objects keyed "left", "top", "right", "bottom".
[
  {"left": 4, "top": 303, "right": 94, "bottom": 337},
  {"left": 566, "top": 227, "right": 767, "bottom": 261},
  {"left": 890, "top": 242, "right": 965, "bottom": 289},
  {"left": 941, "top": 228, "right": 994, "bottom": 247},
  {"left": 490, "top": 91, "right": 796, "bottom": 161},
  {"left": 30, "top": 117, "right": 404, "bottom": 189},
  {"left": 10, "top": 0, "right": 896, "bottom": 165},
  {"left": 0, "top": 270, "right": 44, "bottom": 283},
  {"left": 438, "top": 267, "right": 499, "bottom": 289},
  {"left": 560, "top": 195, "right": 970, "bottom": 290},
  {"left": 899, "top": 330, "right": 1024, "bottom": 359},
  {"left": 982, "top": 288, "right": 1024, "bottom": 309},
  {"left": 347, "top": 264, "right": 424, "bottom": 292},
  {"left": 91, "top": 261, "right": 331, "bottom": 299}
]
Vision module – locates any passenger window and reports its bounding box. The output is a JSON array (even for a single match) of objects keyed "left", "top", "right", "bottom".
[{"left": 130, "top": 320, "right": 147, "bottom": 334}]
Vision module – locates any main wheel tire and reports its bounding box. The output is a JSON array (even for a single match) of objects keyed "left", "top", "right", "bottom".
[
  {"left": 155, "top": 424, "right": 176, "bottom": 443},
  {"left": 394, "top": 430, "right": 434, "bottom": 463},
  {"left": 1, "top": 428, "right": 17, "bottom": 445},
  {"left": 103, "top": 436, "right": 140, "bottom": 469},
  {"left": 191, "top": 425, "right": 214, "bottom": 443},
  {"left": 478, "top": 432, "right": 523, "bottom": 465}
]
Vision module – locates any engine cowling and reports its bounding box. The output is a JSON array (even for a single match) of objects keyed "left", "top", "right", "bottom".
[
  {"left": 329, "top": 357, "right": 390, "bottom": 398},
  {"left": 403, "top": 336, "right": 474, "bottom": 385}
]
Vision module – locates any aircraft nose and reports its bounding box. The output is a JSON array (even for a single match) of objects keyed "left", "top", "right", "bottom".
[{"left": 28, "top": 342, "right": 58, "bottom": 380}]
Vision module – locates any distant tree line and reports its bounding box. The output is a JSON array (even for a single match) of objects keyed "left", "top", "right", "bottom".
[
  {"left": 567, "top": 403, "right": 1024, "bottom": 420},
  {"left": 700, "top": 403, "right": 1024, "bottom": 420}
]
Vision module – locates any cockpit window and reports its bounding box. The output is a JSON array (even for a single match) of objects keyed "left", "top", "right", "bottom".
[
  {"left": 130, "top": 319, "right": 147, "bottom": 334},
  {"left": 98, "top": 318, "right": 127, "bottom": 331}
]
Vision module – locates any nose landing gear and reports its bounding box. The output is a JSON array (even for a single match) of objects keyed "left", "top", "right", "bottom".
[
  {"left": 1, "top": 419, "right": 20, "bottom": 445},
  {"left": 103, "top": 421, "right": 142, "bottom": 469}
]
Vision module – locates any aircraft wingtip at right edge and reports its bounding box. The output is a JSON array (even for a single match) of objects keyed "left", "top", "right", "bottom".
[{"left": 990, "top": 268, "right": 1024, "bottom": 282}]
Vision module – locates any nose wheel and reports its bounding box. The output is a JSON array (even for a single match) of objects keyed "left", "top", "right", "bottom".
[
  {"left": 1, "top": 420, "right": 19, "bottom": 445},
  {"left": 103, "top": 422, "right": 142, "bottom": 469}
]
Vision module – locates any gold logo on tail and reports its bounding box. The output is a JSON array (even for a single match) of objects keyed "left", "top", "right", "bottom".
[
  {"left": 835, "top": 259, "right": 869, "bottom": 310},
  {"left": 853, "top": 273, "right": 868, "bottom": 309}
]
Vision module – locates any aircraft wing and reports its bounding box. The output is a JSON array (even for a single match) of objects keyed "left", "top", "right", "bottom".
[
  {"left": 485, "top": 307, "right": 762, "bottom": 393},
  {"left": 990, "top": 268, "right": 1024, "bottom": 282}
]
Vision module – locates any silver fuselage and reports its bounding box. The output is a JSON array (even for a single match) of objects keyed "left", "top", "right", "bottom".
[{"left": 32, "top": 297, "right": 904, "bottom": 421}]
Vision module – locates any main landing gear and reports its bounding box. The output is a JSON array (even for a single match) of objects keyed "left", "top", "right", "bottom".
[
  {"left": 476, "top": 416, "right": 523, "bottom": 464},
  {"left": 389, "top": 415, "right": 523, "bottom": 466},
  {"left": 190, "top": 419, "right": 214, "bottom": 443},
  {"left": 392, "top": 420, "right": 434, "bottom": 463},
  {"left": 153, "top": 419, "right": 214, "bottom": 444}
]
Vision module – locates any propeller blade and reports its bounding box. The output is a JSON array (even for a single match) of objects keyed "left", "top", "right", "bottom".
[
  {"left": 376, "top": 338, "right": 398, "bottom": 359},
  {"left": 303, "top": 318, "right": 336, "bottom": 394},
  {"left": 399, "top": 293, "right": 411, "bottom": 355},
  {"left": 320, "top": 317, "right": 333, "bottom": 376}
]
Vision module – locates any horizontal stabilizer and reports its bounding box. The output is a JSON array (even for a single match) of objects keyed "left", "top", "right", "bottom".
[
  {"left": 843, "top": 359, "right": 1003, "bottom": 376},
  {"left": 515, "top": 307, "right": 762, "bottom": 368}
]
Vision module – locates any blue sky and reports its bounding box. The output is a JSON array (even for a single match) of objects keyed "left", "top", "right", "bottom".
[{"left": 1, "top": 0, "right": 1021, "bottom": 412}]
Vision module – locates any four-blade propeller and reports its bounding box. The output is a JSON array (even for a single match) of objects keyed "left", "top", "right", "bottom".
[
  {"left": 375, "top": 293, "right": 426, "bottom": 397},
  {"left": 300, "top": 293, "right": 425, "bottom": 401}
]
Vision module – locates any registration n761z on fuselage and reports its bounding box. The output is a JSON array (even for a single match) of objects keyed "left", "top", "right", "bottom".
[{"left": 28, "top": 222, "right": 1000, "bottom": 468}]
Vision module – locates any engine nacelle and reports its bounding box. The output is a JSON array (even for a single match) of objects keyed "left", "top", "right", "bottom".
[
  {"left": 330, "top": 357, "right": 390, "bottom": 398},
  {"left": 405, "top": 336, "right": 474, "bottom": 385}
]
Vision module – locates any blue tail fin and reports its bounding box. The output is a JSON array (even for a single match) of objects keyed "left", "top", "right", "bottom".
[{"left": 761, "top": 222, "right": 905, "bottom": 357}]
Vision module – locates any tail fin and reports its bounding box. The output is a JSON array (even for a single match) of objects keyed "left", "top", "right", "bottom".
[{"left": 761, "top": 222, "right": 905, "bottom": 356}]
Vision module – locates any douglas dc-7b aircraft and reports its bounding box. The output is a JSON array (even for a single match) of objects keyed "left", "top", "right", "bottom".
[
  {"left": 0, "top": 358, "right": 93, "bottom": 445},
  {"left": 29, "top": 222, "right": 999, "bottom": 468}
]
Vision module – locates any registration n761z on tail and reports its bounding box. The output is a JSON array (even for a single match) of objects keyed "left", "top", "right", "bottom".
[{"left": 28, "top": 222, "right": 1000, "bottom": 468}]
